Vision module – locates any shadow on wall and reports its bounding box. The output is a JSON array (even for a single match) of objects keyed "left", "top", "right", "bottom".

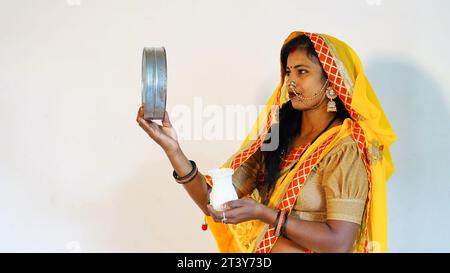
[{"left": 365, "top": 57, "right": 450, "bottom": 252}]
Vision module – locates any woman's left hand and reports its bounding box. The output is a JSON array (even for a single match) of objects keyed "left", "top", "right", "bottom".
[{"left": 207, "top": 197, "right": 264, "bottom": 225}]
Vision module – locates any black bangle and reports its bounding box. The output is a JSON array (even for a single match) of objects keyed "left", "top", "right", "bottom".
[
  {"left": 176, "top": 167, "right": 198, "bottom": 184},
  {"left": 173, "top": 160, "right": 196, "bottom": 179},
  {"left": 281, "top": 214, "right": 289, "bottom": 238},
  {"left": 173, "top": 160, "right": 197, "bottom": 184}
]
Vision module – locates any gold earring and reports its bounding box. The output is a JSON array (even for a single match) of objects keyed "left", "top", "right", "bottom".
[{"left": 326, "top": 86, "right": 337, "bottom": 112}]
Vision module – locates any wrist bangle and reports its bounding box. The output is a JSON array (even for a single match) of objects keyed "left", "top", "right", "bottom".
[
  {"left": 173, "top": 160, "right": 198, "bottom": 184},
  {"left": 281, "top": 214, "right": 289, "bottom": 238},
  {"left": 275, "top": 210, "right": 287, "bottom": 237},
  {"left": 176, "top": 167, "right": 198, "bottom": 184},
  {"left": 273, "top": 210, "right": 281, "bottom": 228}
]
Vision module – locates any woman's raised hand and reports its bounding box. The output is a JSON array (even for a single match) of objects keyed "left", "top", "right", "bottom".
[{"left": 136, "top": 106, "right": 180, "bottom": 155}]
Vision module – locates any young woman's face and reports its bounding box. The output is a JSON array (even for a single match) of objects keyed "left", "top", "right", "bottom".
[{"left": 286, "top": 48, "right": 328, "bottom": 111}]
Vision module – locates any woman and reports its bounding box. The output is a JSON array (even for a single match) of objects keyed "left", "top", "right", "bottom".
[{"left": 136, "top": 31, "right": 397, "bottom": 253}]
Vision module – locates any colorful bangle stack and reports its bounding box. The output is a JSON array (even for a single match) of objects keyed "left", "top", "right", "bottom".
[
  {"left": 274, "top": 210, "right": 288, "bottom": 237},
  {"left": 173, "top": 160, "right": 198, "bottom": 184}
]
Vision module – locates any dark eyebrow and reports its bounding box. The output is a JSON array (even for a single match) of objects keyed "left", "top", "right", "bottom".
[{"left": 286, "top": 64, "right": 310, "bottom": 70}]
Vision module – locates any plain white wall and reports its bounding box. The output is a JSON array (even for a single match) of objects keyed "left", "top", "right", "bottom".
[{"left": 1, "top": 0, "right": 449, "bottom": 252}]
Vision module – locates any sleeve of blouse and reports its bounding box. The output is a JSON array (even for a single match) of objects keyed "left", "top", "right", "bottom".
[
  {"left": 320, "top": 140, "right": 369, "bottom": 225},
  {"left": 231, "top": 149, "right": 262, "bottom": 196}
]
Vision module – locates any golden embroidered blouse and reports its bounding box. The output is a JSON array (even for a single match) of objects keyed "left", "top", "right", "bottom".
[{"left": 232, "top": 135, "right": 369, "bottom": 225}]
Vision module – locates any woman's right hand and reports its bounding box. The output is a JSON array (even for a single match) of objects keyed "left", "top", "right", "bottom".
[{"left": 136, "top": 106, "right": 180, "bottom": 155}]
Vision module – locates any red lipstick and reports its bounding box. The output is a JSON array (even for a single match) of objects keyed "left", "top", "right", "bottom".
[{"left": 288, "top": 91, "right": 297, "bottom": 99}]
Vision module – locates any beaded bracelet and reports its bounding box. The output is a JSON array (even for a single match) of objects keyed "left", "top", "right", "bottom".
[{"left": 173, "top": 160, "right": 198, "bottom": 184}]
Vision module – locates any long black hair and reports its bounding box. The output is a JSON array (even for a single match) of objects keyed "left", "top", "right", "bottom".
[{"left": 258, "top": 35, "right": 351, "bottom": 205}]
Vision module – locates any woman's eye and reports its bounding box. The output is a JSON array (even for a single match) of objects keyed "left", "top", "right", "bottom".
[
  {"left": 286, "top": 71, "right": 291, "bottom": 76},
  {"left": 298, "top": 69, "right": 307, "bottom": 75}
]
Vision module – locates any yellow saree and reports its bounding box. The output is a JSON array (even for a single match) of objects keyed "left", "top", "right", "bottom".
[{"left": 203, "top": 31, "right": 397, "bottom": 253}]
